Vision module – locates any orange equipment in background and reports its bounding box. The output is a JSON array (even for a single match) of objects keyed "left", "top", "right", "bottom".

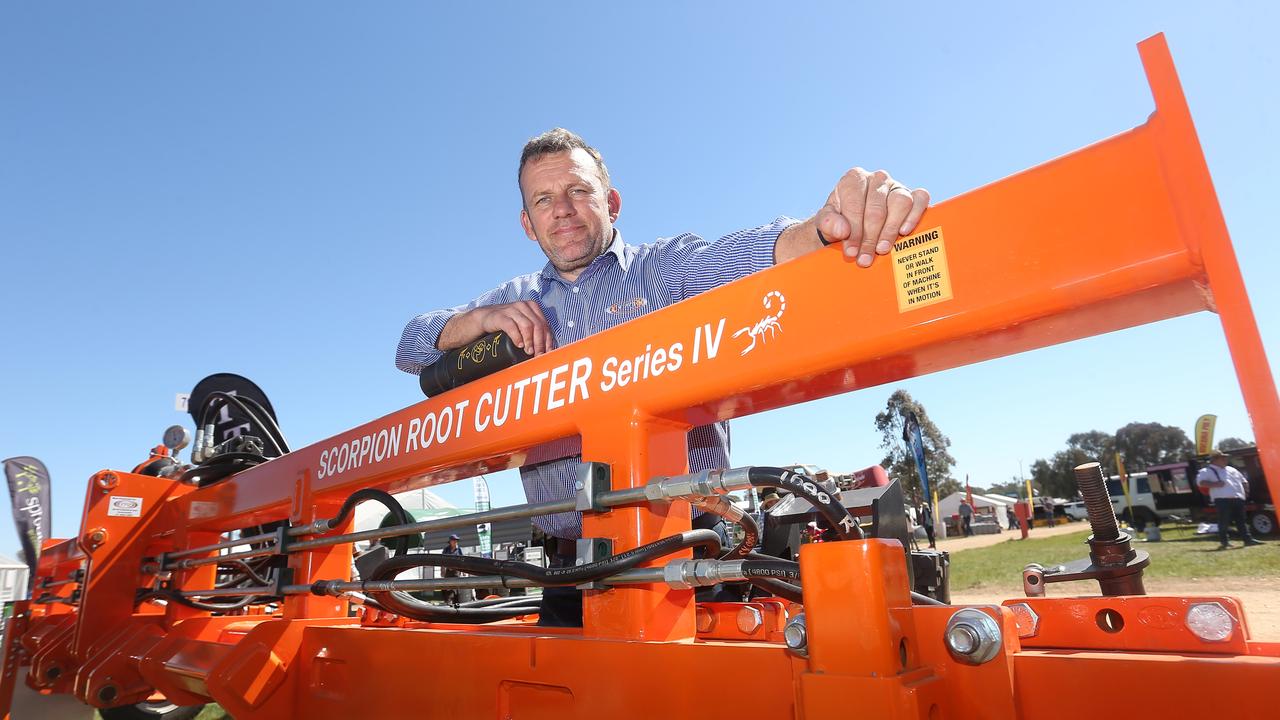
[{"left": 2, "top": 33, "right": 1278, "bottom": 720}]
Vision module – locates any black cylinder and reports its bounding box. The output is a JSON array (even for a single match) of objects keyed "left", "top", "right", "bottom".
[{"left": 419, "top": 332, "right": 532, "bottom": 397}]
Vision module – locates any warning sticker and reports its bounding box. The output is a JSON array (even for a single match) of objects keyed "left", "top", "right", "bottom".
[
  {"left": 107, "top": 496, "right": 143, "bottom": 518},
  {"left": 892, "top": 226, "right": 953, "bottom": 312}
]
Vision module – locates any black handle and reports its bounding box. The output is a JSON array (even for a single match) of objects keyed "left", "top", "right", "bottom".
[{"left": 419, "top": 331, "right": 533, "bottom": 397}]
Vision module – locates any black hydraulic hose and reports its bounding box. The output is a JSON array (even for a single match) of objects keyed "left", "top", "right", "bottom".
[
  {"left": 740, "top": 554, "right": 947, "bottom": 606},
  {"left": 215, "top": 559, "right": 273, "bottom": 588},
  {"left": 327, "top": 488, "right": 414, "bottom": 556},
  {"left": 228, "top": 394, "right": 291, "bottom": 453},
  {"left": 178, "top": 453, "right": 265, "bottom": 485},
  {"left": 366, "top": 529, "right": 721, "bottom": 588},
  {"left": 739, "top": 558, "right": 802, "bottom": 582},
  {"left": 199, "top": 392, "right": 286, "bottom": 457},
  {"left": 747, "top": 467, "right": 865, "bottom": 540},
  {"left": 750, "top": 578, "right": 804, "bottom": 603},
  {"left": 354, "top": 530, "right": 722, "bottom": 624}
]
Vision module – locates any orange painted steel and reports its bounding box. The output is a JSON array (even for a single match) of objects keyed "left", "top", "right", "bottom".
[{"left": 2, "top": 32, "right": 1279, "bottom": 719}]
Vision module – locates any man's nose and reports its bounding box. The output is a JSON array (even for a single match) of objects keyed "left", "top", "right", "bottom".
[{"left": 552, "top": 193, "right": 576, "bottom": 217}]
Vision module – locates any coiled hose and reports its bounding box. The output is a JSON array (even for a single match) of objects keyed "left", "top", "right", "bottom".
[{"left": 325, "top": 488, "right": 416, "bottom": 556}]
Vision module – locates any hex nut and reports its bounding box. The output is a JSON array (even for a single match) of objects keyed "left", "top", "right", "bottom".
[{"left": 737, "top": 606, "right": 763, "bottom": 635}]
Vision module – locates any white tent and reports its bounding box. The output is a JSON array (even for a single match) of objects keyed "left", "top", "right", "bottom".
[
  {"left": 937, "top": 491, "right": 1016, "bottom": 520},
  {"left": 0, "top": 554, "right": 29, "bottom": 603}
]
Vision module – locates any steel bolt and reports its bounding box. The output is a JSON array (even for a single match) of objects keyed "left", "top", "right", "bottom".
[
  {"left": 783, "top": 613, "right": 808, "bottom": 655},
  {"left": 85, "top": 528, "right": 108, "bottom": 548},
  {"left": 737, "top": 606, "right": 763, "bottom": 635},
  {"left": 944, "top": 609, "right": 1003, "bottom": 665},
  {"left": 695, "top": 606, "right": 716, "bottom": 633},
  {"left": 95, "top": 471, "right": 118, "bottom": 491},
  {"left": 1074, "top": 462, "right": 1121, "bottom": 541}
]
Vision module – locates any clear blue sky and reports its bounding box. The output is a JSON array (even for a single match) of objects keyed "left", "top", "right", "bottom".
[{"left": 2, "top": 3, "right": 1277, "bottom": 558}]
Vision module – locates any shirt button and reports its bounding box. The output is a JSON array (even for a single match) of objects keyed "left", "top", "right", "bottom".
[
  {"left": 572, "top": 286, "right": 580, "bottom": 294},
  {"left": 567, "top": 321, "right": 575, "bottom": 328}
]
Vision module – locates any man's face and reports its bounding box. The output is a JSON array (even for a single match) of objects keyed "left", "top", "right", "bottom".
[
  {"left": 1212, "top": 456, "right": 1229, "bottom": 467},
  {"left": 519, "top": 149, "right": 621, "bottom": 280}
]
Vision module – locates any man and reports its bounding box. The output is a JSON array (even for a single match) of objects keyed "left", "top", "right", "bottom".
[
  {"left": 397, "top": 128, "right": 929, "bottom": 625},
  {"left": 920, "top": 501, "right": 936, "bottom": 549},
  {"left": 1006, "top": 504, "right": 1019, "bottom": 530},
  {"left": 958, "top": 499, "right": 973, "bottom": 536},
  {"left": 1196, "top": 450, "right": 1264, "bottom": 549},
  {"left": 441, "top": 533, "right": 464, "bottom": 605},
  {"left": 1043, "top": 496, "right": 1056, "bottom": 527}
]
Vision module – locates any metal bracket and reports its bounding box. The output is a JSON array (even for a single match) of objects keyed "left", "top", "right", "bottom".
[
  {"left": 575, "top": 537, "right": 613, "bottom": 590},
  {"left": 574, "top": 462, "right": 612, "bottom": 512}
]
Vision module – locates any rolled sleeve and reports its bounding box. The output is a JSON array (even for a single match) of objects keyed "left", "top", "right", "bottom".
[
  {"left": 658, "top": 216, "right": 799, "bottom": 301},
  {"left": 395, "top": 281, "right": 529, "bottom": 375},
  {"left": 395, "top": 310, "right": 458, "bottom": 375}
]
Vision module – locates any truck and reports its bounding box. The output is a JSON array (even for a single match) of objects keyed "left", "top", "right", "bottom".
[{"left": 1113, "top": 445, "right": 1275, "bottom": 535}]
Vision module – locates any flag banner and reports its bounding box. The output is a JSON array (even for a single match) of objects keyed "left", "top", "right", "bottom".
[
  {"left": 3, "top": 457, "right": 52, "bottom": 584},
  {"left": 902, "top": 410, "right": 931, "bottom": 502},
  {"left": 1194, "top": 414, "right": 1217, "bottom": 456}
]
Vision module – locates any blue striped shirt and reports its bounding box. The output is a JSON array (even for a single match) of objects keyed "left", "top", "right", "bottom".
[{"left": 396, "top": 217, "right": 797, "bottom": 538}]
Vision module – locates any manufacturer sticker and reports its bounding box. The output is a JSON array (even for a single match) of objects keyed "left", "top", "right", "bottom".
[
  {"left": 892, "top": 226, "right": 954, "bottom": 312},
  {"left": 107, "top": 496, "right": 143, "bottom": 518}
]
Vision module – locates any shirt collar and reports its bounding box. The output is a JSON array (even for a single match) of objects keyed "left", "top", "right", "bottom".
[{"left": 540, "top": 229, "right": 629, "bottom": 282}]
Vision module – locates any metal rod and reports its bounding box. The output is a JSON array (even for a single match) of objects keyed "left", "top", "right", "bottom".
[
  {"left": 165, "top": 531, "right": 276, "bottom": 561},
  {"left": 161, "top": 472, "right": 703, "bottom": 569},
  {"left": 284, "top": 498, "right": 580, "bottom": 553},
  {"left": 40, "top": 578, "right": 78, "bottom": 588},
  {"left": 278, "top": 566, "right": 669, "bottom": 596},
  {"left": 172, "top": 546, "right": 278, "bottom": 570},
  {"left": 178, "top": 585, "right": 277, "bottom": 598}
]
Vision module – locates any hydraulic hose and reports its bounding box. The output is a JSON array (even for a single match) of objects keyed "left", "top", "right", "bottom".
[
  {"left": 327, "top": 488, "right": 415, "bottom": 556},
  {"left": 136, "top": 588, "right": 275, "bottom": 613},
  {"left": 690, "top": 495, "right": 759, "bottom": 559},
  {"left": 354, "top": 530, "right": 721, "bottom": 623},
  {"left": 199, "top": 392, "right": 289, "bottom": 456},
  {"left": 746, "top": 467, "right": 864, "bottom": 540}
]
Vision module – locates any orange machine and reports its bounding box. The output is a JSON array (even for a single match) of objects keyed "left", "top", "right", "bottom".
[{"left": 2, "top": 33, "right": 1278, "bottom": 720}]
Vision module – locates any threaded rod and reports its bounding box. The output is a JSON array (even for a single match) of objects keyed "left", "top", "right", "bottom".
[{"left": 1074, "top": 462, "right": 1121, "bottom": 541}]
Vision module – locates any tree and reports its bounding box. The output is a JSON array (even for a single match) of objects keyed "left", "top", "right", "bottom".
[
  {"left": 1218, "top": 437, "right": 1254, "bottom": 451},
  {"left": 874, "top": 389, "right": 959, "bottom": 501},
  {"left": 1113, "top": 422, "right": 1194, "bottom": 470},
  {"left": 987, "top": 477, "right": 1026, "bottom": 497},
  {"left": 1066, "top": 430, "right": 1116, "bottom": 473}
]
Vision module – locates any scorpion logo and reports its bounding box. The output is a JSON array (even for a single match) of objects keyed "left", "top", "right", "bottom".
[{"left": 733, "top": 291, "right": 786, "bottom": 356}]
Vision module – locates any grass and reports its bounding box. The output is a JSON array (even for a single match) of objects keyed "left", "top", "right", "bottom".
[{"left": 948, "top": 524, "right": 1280, "bottom": 591}]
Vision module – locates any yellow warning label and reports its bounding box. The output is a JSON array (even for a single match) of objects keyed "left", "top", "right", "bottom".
[{"left": 892, "top": 226, "right": 953, "bottom": 312}]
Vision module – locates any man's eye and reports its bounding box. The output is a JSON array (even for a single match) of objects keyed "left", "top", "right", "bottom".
[{"left": 535, "top": 197, "right": 551, "bottom": 206}]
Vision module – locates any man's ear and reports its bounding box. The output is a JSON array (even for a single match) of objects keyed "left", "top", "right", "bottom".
[
  {"left": 520, "top": 208, "right": 537, "bottom": 242},
  {"left": 607, "top": 187, "right": 622, "bottom": 222}
]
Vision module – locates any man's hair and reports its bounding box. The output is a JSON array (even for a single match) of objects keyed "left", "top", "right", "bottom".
[{"left": 518, "top": 128, "right": 610, "bottom": 192}]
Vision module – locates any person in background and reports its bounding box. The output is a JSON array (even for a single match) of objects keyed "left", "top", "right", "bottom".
[
  {"left": 1006, "top": 504, "right": 1019, "bottom": 530},
  {"left": 1043, "top": 496, "right": 1056, "bottom": 527},
  {"left": 920, "top": 502, "right": 936, "bottom": 549},
  {"left": 1197, "top": 449, "right": 1265, "bottom": 549},
  {"left": 958, "top": 499, "right": 974, "bottom": 537},
  {"left": 441, "top": 533, "right": 465, "bottom": 605}
]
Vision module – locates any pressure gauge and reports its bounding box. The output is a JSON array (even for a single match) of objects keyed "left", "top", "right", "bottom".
[{"left": 163, "top": 425, "right": 191, "bottom": 452}]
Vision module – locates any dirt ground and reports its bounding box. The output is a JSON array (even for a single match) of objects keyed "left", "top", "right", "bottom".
[
  {"left": 951, "top": 576, "right": 1280, "bottom": 641},
  {"left": 936, "top": 521, "right": 1280, "bottom": 640}
]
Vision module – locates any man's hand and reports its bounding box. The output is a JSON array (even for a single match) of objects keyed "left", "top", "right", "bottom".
[
  {"left": 817, "top": 168, "right": 930, "bottom": 267},
  {"left": 439, "top": 301, "right": 555, "bottom": 356}
]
